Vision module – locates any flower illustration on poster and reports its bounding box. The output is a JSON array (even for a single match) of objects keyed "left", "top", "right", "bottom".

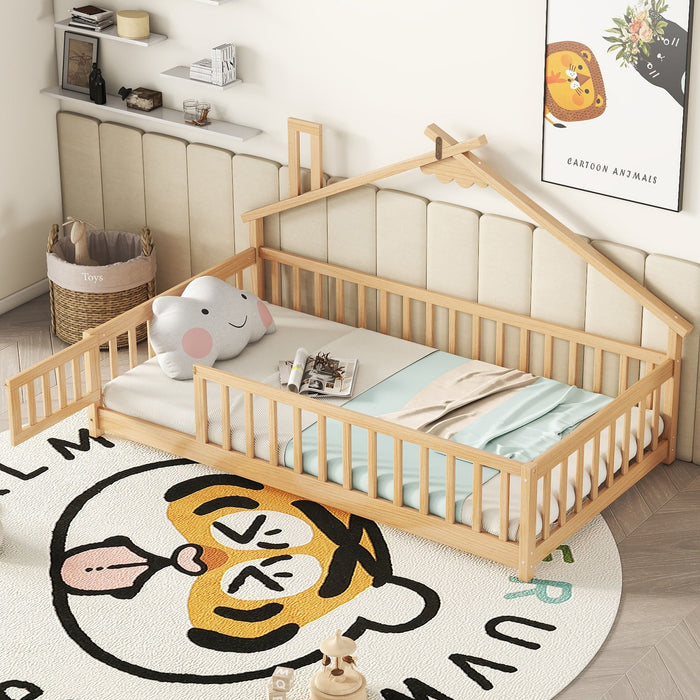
[{"left": 541, "top": 0, "right": 693, "bottom": 211}]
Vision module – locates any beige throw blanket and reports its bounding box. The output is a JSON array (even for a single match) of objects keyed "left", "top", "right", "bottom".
[{"left": 380, "top": 360, "right": 538, "bottom": 440}]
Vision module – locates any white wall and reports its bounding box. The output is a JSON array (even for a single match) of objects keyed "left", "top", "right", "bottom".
[
  {"left": 16, "top": 0, "right": 700, "bottom": 307},
  {"left": 0, "top": 1, "right": 63, "bottom": 308}
]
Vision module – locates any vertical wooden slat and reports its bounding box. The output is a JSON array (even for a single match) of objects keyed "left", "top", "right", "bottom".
[
  {"left": 109, "top": 339, "right": 119, "bottom": 380},
  {"left": 419, "top": 446, "right": 429, "bottom": 515},
  {"left": 194, "top": 375, "right": 208, "bottom": 443},
  {"left": 293, "top": 267, "right": 302, "bottom": 311},
  {"left": 499, "top": 472, "right": 510, "bottom": 541},
  {"left": 220, "top": 385, "right": 231, "bottom": 451},
  {"left": 367, "top": 430, "right": 378, "bottom": 498},
  {"left": 293, "top": 407, "right": 303, "bottom": 473},
  {"left": 379, "top": 290, "right": 389, "bottom": 334},
  {"left": 336, "top": 279, "right": 346, "bottom": 324},
  {"left": 317, "top": 415, "right": 327, "bottom": 481},
  {"left": 519, "top": 463, "right": 538, "bottom": 582},
  {"left": 56, "top": 365, "right": 67, "bottom": 409},
  {"left": 651, "top": 387, "right": 660, "bottom": 450},
  {"left": 575, "top": 446, "right": 584, "bottom": 512},
  {"left": 445, "top": 454, "right": 455, "bottom": 524},
  {"left": 606, "top": 420, "right": 617, "bottom": 487},
  {"left": 314, "top": 271, "right": 323, "bottom": 317},
  {"left": 128, "top": 328, "right": 138, "bottom": 369},
  {"left": 425, "top": 303, "right": 434, "bottom": 348},
  {"left": 250, "top": 217, "right": 265, "bottom": 297},
  {"left": 637, "top": 399, "right": 646, "bottom": 463},
  {"left": 343, "top": 422, "right": 352, "bottom": 489},
  {"left": 593, "top": 347, "right": 604, "bottom": 394},
  {"left": 358, "top": 284, "right": 367, "bottom": 329},
  {"left": 272, "top": 261, "right": 282, "bottom": 306},
  {"left": 472, "top": 315, "right": 481, "bottom": 360},
  {"left": 622, "top": 409, "right": 631, "bottom": 474},
  {"left": 558, "top": 460, "right": 568, "bottom": 526},
  {"left": 542, "top": 470, "right": 551, "bottom": 540},
  {"left": 448, "top": 308, "right": 457, "bottom": 354},
  {"left": 146, "top": 321, "right": 155, "bottom": 359},
  {"left": 619, "top": 354, "right": 630, "bottom": 394},
  {"left": 590, "top": 433, "right": 601, "bottom": 499},
  {"left": 519, "top": 327, "right": 530, "bottom": 373},
  {"left": 41, "top": 374, "right": 52, "bottom": 418},
  {"left": 543, "top": 334, "right": 553, "bottom": 378},
  {"left": 268, "top": 399, "right": 278, "bottom": 466},
  {"left": 235, "top": 270, "right": 244, "bottom": 289},
  {"left": 472, "top": 462, "right": 482, "bottom": 533},
  {"left": 401, "top": 297, "right": 411, "bottom": 341},
  {"left": 244, "top": 392, "right": 254, "bottom": 458},
  {"left": 71, "top": 357, "right": 81, "bottom": 400},
  {"left": 568, "top": 341, "right": 578, "bottom": 386},
  {"left": 27, "top": 381, "right": 37, "bottom": 425},
  {"left": 495, "top": 321, "right": 505, "bottom": 367},
  {"left": 663, "top": 330, "right": 682, "bottom": 464},
  {"left": 393, "top": 438, "right": 403, "bottom": 506}
]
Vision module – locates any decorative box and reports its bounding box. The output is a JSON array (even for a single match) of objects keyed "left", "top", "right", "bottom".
[{"left": 125, "top": 87, "right": 163, "bottom": 112}]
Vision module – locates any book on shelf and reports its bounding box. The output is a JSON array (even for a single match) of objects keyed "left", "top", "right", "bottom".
[
  {"left": 189, "top": 58, "right": 212, "bottom": 82},
  {"left": 211, "top": 42, "right": 236, "bottom": 86},
  {"left": 71, "top": 5, "right": 114, "bottom": 21},
  {"left": 68, "top": 17, "right": 114, "bottom": 30},
  {"left": 279, "top": 348, "right": 358, "bottom": 398}
]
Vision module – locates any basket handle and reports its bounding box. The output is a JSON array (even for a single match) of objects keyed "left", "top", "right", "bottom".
[
  {"left": 47, "top": 224, "right": 60, "bottom": 253},
  {"left": 141, "top": 226, "right": 154, "bottom": 256}
]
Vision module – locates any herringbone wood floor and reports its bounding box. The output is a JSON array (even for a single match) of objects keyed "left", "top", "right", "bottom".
[{"left": 2, "top": 295, "right": 699, "bottom": 699}]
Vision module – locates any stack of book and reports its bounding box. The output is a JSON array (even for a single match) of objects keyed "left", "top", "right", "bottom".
[
  {"left": 211, "top": 43, "right": 236, "bottom": 86},
  {"left": 69, "top": 4, "right": 115, "bottom": 31},
  {"left": 189, "top": 58, "right": 213, "bottom": 83}
]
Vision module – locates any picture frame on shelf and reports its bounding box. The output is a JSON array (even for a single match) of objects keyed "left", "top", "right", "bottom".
[{"left": 61, "top": 31, "right": 99, "bottom": 94}]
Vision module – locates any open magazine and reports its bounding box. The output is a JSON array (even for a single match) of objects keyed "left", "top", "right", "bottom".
[{"left": 279, "top": 348, "right": 358, "bottom": 397}]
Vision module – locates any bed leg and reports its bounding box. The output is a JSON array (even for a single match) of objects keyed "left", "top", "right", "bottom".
[
  {"left": 88, "top": 404, "right": 104, "bottom": 438},
  {"left": 518, "top": 463, "right": 538, "bottom": 583},
  {"left": 663, "top": 331, "right": 683, "bottom": 465}
]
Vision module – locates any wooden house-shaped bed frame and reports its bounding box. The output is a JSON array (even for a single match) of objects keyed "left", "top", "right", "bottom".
[{"left": 5, "top": 121, "right": 692, "bottom": 581}]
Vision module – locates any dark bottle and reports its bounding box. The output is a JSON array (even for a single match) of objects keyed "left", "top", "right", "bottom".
[
  {"left": 93, "top": 68, "right": 106, "bottom": 105},
  {"left": 88, "top": 62, "right": 99, "bottom": 101}
]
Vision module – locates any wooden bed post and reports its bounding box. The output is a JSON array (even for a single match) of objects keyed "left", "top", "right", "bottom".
[
  {"left": 287, "top": 117, "right": 323, "bottom": 197},
  {"left": 84, "top": 343, "right": 103, "bottom": 438},
  {"left": 518, "top": 462, "right": 538, "bottom": 582},
  {"left": 663, "top": 329, "right": 683, "bottom": 464},
  {"left": 249, "top": 218, "right": 265, "bottom": 298}
]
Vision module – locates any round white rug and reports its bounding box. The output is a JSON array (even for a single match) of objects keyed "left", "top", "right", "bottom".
[{"left": 0, "top": 412, "right": 621, "bottom": 699}]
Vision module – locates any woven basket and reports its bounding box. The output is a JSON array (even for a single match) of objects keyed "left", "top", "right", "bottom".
[{"left": 47, "top": 226, "right": 156, "bottom": 347}]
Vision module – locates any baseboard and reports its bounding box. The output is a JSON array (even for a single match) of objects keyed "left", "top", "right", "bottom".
[{"left": 0, "top": 279, "right": 50, "bottom": 316}]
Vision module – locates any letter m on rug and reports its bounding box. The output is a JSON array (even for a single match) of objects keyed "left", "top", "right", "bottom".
[{"left": 48, "top": 428, "right": 114, "bottom": 460}]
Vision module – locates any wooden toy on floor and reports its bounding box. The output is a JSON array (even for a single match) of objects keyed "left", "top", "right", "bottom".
[
  {"left": 309, "top": 630, "right": 367, "bottom": 699},
  {"left": 267, "top": 666, "right": 294, "bottom": 699}
]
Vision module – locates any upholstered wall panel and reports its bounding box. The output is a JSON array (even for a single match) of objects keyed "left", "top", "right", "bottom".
[
  {"left": 187, "top": 144, "right": 235, "bottom": 275},
  {"left": 426, "top": 202, "right": 479, "bottom": 355},
  {"left": 584, "top": 241, "right": 646, "bottom": 396},
  {"left": 641, "top": 255, "right": 700, "bottom": 463},
  {"left": 477, "top": 214, "right": 534, "bottom": 367},
  {"left": 233, "top": 154, "right": 281, "bottom": 251},
  {"left": 376, "top": 190, "right": 428, "bottom": 341},
  {"left": 327, "top": 183, "right": 378, "bottom": 328},
  {"left": 142, "top": 133, "right": 191, "bottom": 291},
  {"left": 56, "top": 112, "right": 104, "bottom": 229},
  {"left": 99, "top": 123, "right": 146, "bottom": 233},
  {"left": 530, "top": 228, "right": 589, "bottom": 383},
  {"left": 279, "top": 167, "right": 328, "bottom": 312}
]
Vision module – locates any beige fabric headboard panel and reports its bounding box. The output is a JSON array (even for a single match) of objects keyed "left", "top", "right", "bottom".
[
  {"left": 55, "top": 111, "right": 700, "bottom": 464},
  {"left": 99, "top": 123, "right": 146, "bottom": 232}
]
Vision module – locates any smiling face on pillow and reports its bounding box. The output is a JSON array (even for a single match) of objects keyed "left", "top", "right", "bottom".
[{"left": 150, "top": 277, "right": 275, "bottom": 380}]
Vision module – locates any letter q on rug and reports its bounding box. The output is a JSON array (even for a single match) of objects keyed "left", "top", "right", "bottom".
[{"left": 0, "top": 412, "right": 621, "bottom": 699}]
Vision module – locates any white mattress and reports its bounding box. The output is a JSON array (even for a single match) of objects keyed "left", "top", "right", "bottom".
[{"left": 103, "top": 304, "right": 662, "bottom": 539}]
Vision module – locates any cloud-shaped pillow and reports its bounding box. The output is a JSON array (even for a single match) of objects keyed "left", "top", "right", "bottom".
[{"left": 150, "top": 276, "right": 276, "bottom": 380}]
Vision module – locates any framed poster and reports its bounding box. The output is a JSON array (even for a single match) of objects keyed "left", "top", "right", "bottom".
[
  {"left": 541, "top": 0, "right": 693, "bottom": 211},
  {"left": 62, "top": 32, "right": 99, "bottom": 94}
]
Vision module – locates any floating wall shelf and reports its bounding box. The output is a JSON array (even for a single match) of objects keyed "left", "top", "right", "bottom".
[
  {"left": 54, "top": 19, "right": 167, "bottom": 47},
  {"left": 160, "top": 66, "right": 242, "bottom": 91},
  {"left": 42, "top": 87, "right": 261, "bottom": 141}
]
